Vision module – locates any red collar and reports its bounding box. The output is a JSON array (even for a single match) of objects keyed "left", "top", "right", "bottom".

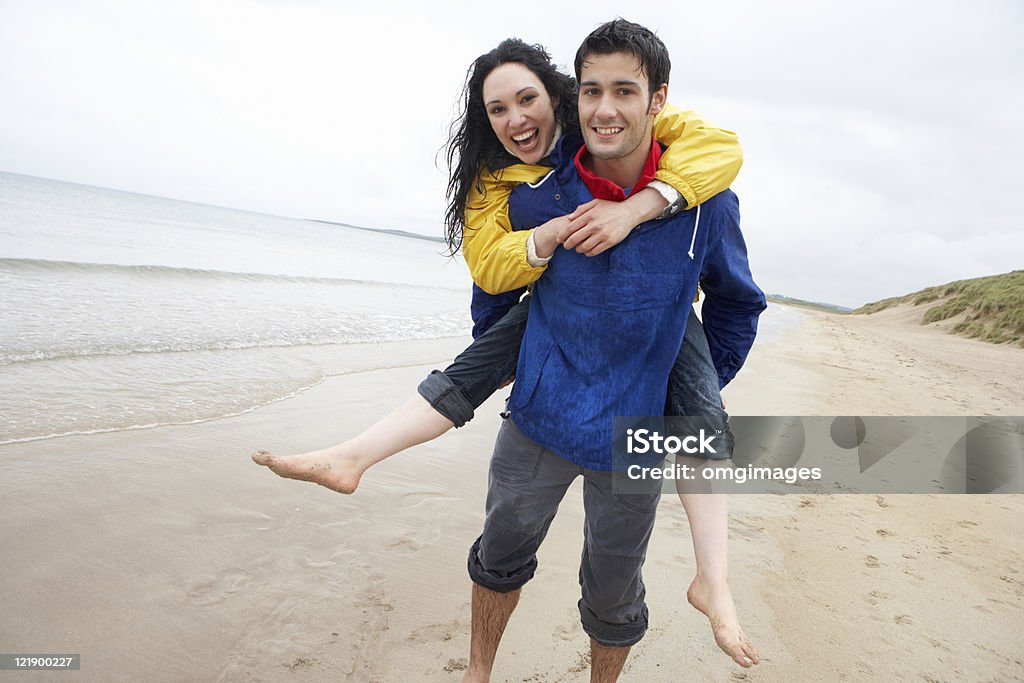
[{"left": 573, "top": 137, "right": 662, "bottom": 201}]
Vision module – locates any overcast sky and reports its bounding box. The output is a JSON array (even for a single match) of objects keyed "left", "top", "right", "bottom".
[{"left": 2, "top": 0, "right": 1021, "bottom": 307}]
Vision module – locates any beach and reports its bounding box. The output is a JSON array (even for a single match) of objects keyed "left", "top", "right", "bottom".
[
  {"left": 2, "top": 304, "right": 1023, "bottom": 682},
  {"left": 4, "top": 2, "right": 1022, "bottom": 678}
]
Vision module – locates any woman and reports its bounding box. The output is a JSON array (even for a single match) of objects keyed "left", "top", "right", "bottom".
[{"left": 253, "top": 39, "right": 758, "bottom": 668}]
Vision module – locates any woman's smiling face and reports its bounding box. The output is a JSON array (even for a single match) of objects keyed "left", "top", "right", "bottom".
[{"left": 482, "top": 62, "right": 558, "bottom": 164}]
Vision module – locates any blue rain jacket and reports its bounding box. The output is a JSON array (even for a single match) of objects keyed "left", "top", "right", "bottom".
[{"left": 504, "top": 132, "right": 766, "bottom": 471}]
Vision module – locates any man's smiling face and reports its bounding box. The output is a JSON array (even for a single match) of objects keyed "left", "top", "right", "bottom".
[{"left": 577, "top": 51, "right": 666, "bottom": 164}]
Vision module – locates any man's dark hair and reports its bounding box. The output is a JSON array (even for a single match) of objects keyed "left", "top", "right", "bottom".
[{"left": 573, "top": 19, "right": 671, "bottom": 97}]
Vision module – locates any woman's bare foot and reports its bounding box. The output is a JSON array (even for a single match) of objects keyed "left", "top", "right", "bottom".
[
  {"left": 687, "top": 574, "right": 760, "bottom": 668},
  {"left": 251, "top": 446, "right": 367, "bottom": 494}
]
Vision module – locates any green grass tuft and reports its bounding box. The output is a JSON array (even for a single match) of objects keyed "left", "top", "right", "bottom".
[{"left": 855, "top": 271, "right": 1024, "bottom": 348}]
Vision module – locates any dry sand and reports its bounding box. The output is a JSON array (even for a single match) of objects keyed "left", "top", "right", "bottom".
[{"left": 1, "top": 304, "right": 1022, "bottom": 682}]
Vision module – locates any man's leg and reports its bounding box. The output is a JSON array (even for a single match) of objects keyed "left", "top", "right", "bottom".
[
  {"left": 578, "top": 470, "right": 661, "bottom": 682},
  {"left": 465, "top": 584, "right": 520, "bottom": 683},
  {"left": 590, "top": 638, "right": 631, "bottom": 683},
  {"left": 466, "top": 418, "right": 577, "bottom": 681},
  {"left": 668, "top": 308, "right": 759, "bottom": 667}
]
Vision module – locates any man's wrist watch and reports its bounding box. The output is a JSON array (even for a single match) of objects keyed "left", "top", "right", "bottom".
[{"left": 657, "top": 195, "right": 686, "bottom": 220}]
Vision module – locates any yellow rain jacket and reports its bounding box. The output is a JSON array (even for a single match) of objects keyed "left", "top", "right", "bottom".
[{"left": 462, "top": 104, "right": 742, "bottom": 295}]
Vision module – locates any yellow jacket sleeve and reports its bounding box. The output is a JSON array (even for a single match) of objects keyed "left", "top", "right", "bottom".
[
  {"left": 462, "top": 109, "right": 742, "bottom": 295},
  {"left": 462, "top": 164, "right": 552, "bottom": 295},
  {"left": 653, "top": 103, "right": 743, "bottom": 208}
]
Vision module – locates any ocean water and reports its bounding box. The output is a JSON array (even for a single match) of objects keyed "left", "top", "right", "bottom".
[
  {"left": 1, "top": 171, "right": 798, "bottom": 446},
  {"left": 0, "top": 172, "right": 473, "bottom": 444}
]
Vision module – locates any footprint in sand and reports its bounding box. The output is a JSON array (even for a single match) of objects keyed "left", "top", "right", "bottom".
[
  {"left": 566, "top": 649, "right": 592, "bottom": 674},
  {"left": 345, "top": 584, "right": 394, "bottom": 674},
  {"left": 894, "top": 614, "right": 914, "bottom": 625},
  {"left": 355, "top": 591, "right": 394, "bottom": 613},
  {"left": 876, "top": 528, "right": 892, "bottom": 537},
  {"left": 998, "top": 575, "right": 1024, "bottom": 598},
  {"left": 903, "top": 568, "right": 925, "bottom": 581},
  {"left": 442, "top": 658, "right": 467, "bottom": 673},
  {"left": 186, "top": 568, "right": 253, "bottom": 606},
  {"left": 875, "top": 495, "right": 889, "bottom": 508},
  {"left": 387, "top": 534, "right": 424, "bottom": 553},
  {"left": 554, "top": 623, "right": 577, "bottom": 641},
  {"left": 731, "top": 523, "right": 762, "bottom": 542},
  {"left": 408, "top": 620, "right": 460, "bottom": 643},
  {"left": 865, "top": 590, "right": 889, "bottom": 605},
  {"left": 286, "top": 657, "right": 315, "bottom": 672},
  {"left": 864, "top": 555, "right": 881, "bottom": 568}
]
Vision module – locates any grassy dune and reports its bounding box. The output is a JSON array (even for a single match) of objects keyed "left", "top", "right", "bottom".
[{"left": 854, "top": 271, "right": 1024, "bottom": 347}]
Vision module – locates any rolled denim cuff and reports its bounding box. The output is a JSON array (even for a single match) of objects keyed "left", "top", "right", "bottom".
[
  {"left": 579, "top": 599, "right": 649, "bottom": 647},
  {"left": 467, "top": 537, "right": 537, "bottom": 593},
  {"left": 417, "top": 370, "right": 475, "bottom": 428}
]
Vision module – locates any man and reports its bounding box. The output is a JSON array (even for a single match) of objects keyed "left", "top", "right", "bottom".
[{"left": 463, "top": 20, "right": 765, "bottom": 683}]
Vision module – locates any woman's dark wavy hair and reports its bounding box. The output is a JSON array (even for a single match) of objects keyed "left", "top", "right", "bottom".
[{"left": 443, "top": 39, "right": 578, "bottom": 255}]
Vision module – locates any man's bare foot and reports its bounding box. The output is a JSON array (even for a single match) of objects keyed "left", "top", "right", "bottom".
[
  {"left": 251, "top": 446, "right": 366, "bottom": 494},
  {"left": 687, "top": 575, "right": 760, "bottom": 668}
]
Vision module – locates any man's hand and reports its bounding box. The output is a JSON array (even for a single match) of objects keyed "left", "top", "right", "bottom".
[{"left": 559, "top": 199, "right": 641, "bottom": 257}]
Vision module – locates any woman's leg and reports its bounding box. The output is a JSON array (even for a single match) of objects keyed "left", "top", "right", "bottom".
[
  {"left": 668, "top": 307, "right": 759, "bottom": 668},
  {"left": 252, "top": 299, "right": 531, "bottom": 493}
]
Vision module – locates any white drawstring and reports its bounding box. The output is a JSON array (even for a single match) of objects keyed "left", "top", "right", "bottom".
[
  {"left": 527, "top": 170, "right": 556, "bottom": 189},
  {"left": 688, "top": 204, "right": 700, "bottom": 260}
]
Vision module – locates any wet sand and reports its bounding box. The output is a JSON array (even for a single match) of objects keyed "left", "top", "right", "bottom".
[{"left": 1, "top": 304, "right": 1022, "bottom": 681}]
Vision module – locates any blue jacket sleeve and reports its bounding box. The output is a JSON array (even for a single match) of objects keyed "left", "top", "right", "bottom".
[
  {"left": 697, "top": 191, "right": 767, "bottom": 388},
  {"left": 470, "top": 284, "right": 526, "bottom": 339}
]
